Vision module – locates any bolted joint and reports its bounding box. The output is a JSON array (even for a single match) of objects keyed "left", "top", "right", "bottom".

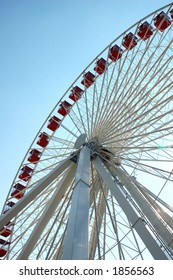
[{"left": 70, "top": 152, "right": 79, "bottom": 163}]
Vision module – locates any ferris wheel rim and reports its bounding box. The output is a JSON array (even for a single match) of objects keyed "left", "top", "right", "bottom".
[
  {"left": 2, "top": 2, "right": 173, "bottom": 196},
  {"left": 0, "top": 3, "right": 173, "bottom": 260}
]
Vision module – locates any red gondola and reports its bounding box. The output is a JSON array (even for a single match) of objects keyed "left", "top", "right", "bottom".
[
  {"left": 11, "top": 183, "right": 26, "bottom": 199},
  {"left": 28, "top": 149, "right": 41, "bottom": 163},
  {"left": 19, "top": 166, "right": 33, "bottom": 182},
  {"left": 69, "top": 86, "right": 84, "bottom": 102},
  {"left": 2, "top": 201, "right": 15, "bottom": 214},
  {"left": 47, "top": 116, "right": 61, "bottom": 131},
  {"left": 94, "top": 58, "right": 107, "bottom": 74},
  {"left": 154, "top": 11, "right": 171, "bottom": 31},
  {"left": 81, "top": 72, "right": 95, "bottom": 88},
  {"left": 69, "top": 86, "right": 83, "bottom": 102},
  {"left": 37, "top": 132, "right": 49, "bottom": 148},
  {"left": 0, "top": 239, "right": 10, "bottom": 258},
  {"left": 137, "top": 21, "right": 153, "bottom": 40},
  {"left": 0, "top": 228, "right": 12, "bottom": 238},
  {"left": 0, "top": 248, "right": 7, "bottom": 257},
  {"left": 122, "top": 32, "right": 138, "bottom": 50},
  {"left": 58, "top": 101, "right": 72, "bottom": 117},
  {"left": 109, "top": 44, "right": 123, "bottom": 61}
]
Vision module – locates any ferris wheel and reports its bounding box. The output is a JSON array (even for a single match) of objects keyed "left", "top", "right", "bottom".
[{"left": 0, "top": 3, "right": 173, "bottom": 260}]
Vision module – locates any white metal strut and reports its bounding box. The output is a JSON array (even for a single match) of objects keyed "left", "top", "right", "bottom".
[
  {"left": 17, "top": 163, "right": 76, "bottom": 259},
  {"left": 93, "top": 156, "right": 169, "bottom": 260},
  {"left": 63, "top": 145, "right": 90, "bottom": 260},
  {"left": 0, "top": 157, "right": 72, "bottom": 229}
]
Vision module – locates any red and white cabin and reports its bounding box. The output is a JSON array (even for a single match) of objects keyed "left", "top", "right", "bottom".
[
  {"left": 109, "top": 44, "right": 123, "bottom": 61},
  {"left": 0, "top": 239, "right": 10, "bottom": 258},
  {"left": 94, "top": 58, "right": 107, "bottom": 74},
  {"left": 37, "top": 132, "right": 49, "bottom": 148},
  {"left": 28, "top": 149, "right": 41, "bottom": 163},
  {"left": 19, "top": 166, "right": 33, "bottom": 182},
  {"left": 81, "top": 72, "right": 95, "bottom": 88},
  {"left": 47, "top": 116, "right": 61, "bottom": 131},
  {"left": 69, "top": 86, "right": 84, "bottom": 102},
  {"left": 58, "top": 101, "right": 72, "bottom": 117},
  {"left": 154, "top": 11, "right": 171, "bottom": 31},
  {"left": 11, "top": 183, "right": 26, "bottom": 199},
  {"left": 122, "top": 32, "right": 138, "bottom": 50},
  {"left": 137, "top": 21, "right": 153, "bottom": 40}
]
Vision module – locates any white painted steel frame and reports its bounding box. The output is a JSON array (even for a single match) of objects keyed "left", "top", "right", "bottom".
[
  {"left": 17, "top": 163, "right": 76, "bottom": 259},
  {"left": 0, "top": 4, "right": 173, "bottom": 260},
  {"left": 113, "top": 166, "right": 173, "bottom": 250},
  {"left": 63, "top": 146, "right": 91, "bottom": 260},
  {"left": 0, "top": 157, "right": 72, "bottom": 229},
  {"left": 93, "top": 156, "right": 169, "bottom": 260}
]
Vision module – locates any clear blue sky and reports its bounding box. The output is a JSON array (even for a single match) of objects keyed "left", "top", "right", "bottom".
[{"left": 0, "top": 0, "right": 172, "bottom": 211}]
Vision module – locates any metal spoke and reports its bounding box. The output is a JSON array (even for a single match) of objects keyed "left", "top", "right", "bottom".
[{"left": 1, "top": 3, "right": 173, "bottom": 260}]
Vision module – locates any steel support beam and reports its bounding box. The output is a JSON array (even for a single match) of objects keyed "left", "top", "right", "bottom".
[
  {"left": 113, "top": 166, "right": 173, "bottom": 250},
  {"left": 135, "top": 181, "right": 173, "bottom": 213},
  {"left": 17, "top": 163, "right": 76, "bottom": 260},
  {"left": 94, "top": 157, "right": 169, "bottom": 260},
  {"left": 132, "top": 179, "right": 173, "bottom": 229},
  {"left": 62, "top": 145, "right": 90, "bottom": 260},
  {"left": 89, "top": 189, "right": 107, "bottom": 259},
  {"left": 0, "top": 157, "right": 72, "bottom": 229}
]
